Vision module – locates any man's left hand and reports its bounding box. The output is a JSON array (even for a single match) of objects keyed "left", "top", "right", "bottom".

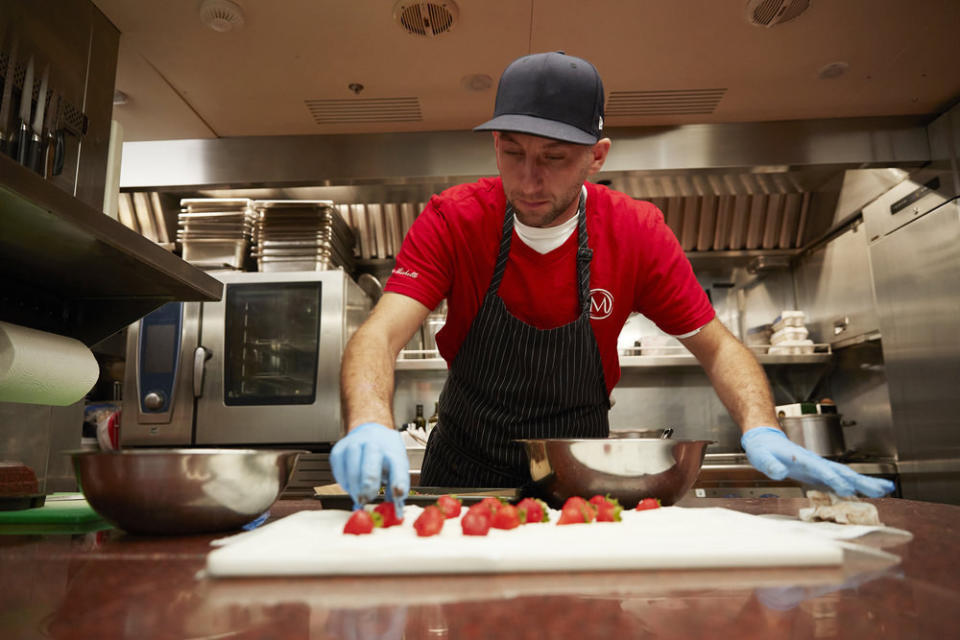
[{"left": 741, "top": 427, "right": 895, "bottom": 498}]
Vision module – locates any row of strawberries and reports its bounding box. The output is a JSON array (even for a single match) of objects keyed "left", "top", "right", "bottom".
[{"left": 343, "top": 494, "right": 661, "bottom": 536}]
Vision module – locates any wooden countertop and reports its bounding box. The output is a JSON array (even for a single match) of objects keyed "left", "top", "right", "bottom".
[{"left": 1, "top": 497, "right": 957, "bottom": 639}]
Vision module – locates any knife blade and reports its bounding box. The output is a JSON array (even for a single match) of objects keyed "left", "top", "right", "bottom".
[
  {"left": 51, "top": 94, "right": 65, "bottom": 177},
  {"left": 41, "top": 92, "right": 58, "bottom": 178},
  {"left": 15, "top": 54, "right": 34, "bottom": 165},
  {"left": 0, "top": 35, "right": 18, "bottom": 156},
  {"left": 27, "top": 63, "right": 47, "bottom": 173}
]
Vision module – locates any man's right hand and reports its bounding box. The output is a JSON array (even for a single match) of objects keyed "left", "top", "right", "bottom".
[{"left": 330, "top": 422, "right": 410, "bottom": 511}]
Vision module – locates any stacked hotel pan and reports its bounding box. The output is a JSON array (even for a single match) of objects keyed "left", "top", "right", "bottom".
[
  {"left": 250, "top": 200, "right": 356, "bottom": 273},
  {"left": 177, "top": 198, "right": 255, "bottom": 270}
]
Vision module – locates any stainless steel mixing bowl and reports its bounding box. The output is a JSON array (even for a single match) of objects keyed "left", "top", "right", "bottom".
[
  {"left": 69, "top": 448, "right": 306, "bottom": 535},
  {"left": 518, "top": 438, "right": 712, "bottom": 508}
]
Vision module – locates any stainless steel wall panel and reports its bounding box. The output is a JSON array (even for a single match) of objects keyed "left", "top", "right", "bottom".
[
  {"left": 794, "top": 223, "right": 879, "bottom": 345},
  {"left": 870, "top": 200, "right": 960, "bottom": 503},
  {"left": 862, "top": 167, "right": 958, "bottom": 242},
  {"left": 820, "top": 341, "right": 897, "bottom": 459}
]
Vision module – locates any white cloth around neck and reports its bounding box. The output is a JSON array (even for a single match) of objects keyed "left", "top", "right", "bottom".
[{"left": 513, "top": 186, "right": 586, "bottom": 254}]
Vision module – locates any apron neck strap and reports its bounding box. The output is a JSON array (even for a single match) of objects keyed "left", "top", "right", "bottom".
[{"left": 493, "top": 189, "right": 591, "bottom": 312}]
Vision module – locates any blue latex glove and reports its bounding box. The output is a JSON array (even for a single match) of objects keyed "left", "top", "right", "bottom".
[
  {"left": 330, "top": 422, "right": 410, "bottom": 511},
  {"left": 741, "top": 427, "right": 895, "bottom": 498}
]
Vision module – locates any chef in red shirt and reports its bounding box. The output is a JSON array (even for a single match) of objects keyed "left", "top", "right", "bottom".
[{"left": 331, "top": 52, "right": 894, "bottom": 510}]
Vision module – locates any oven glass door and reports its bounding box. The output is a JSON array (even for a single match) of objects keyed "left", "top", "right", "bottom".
[{"left": 223, "top": 282, "right": 322, "bottom": 406}]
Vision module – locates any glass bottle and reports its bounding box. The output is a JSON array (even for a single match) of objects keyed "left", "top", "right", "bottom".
[
  {"left": 414, "top": 404, "right": 426, "bottom": 431},
  {"left": 428, "top": 402, "right": 439, "bottom": 429}
]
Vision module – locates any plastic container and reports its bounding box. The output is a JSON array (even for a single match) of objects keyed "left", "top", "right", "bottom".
[
  {"left": 771, "top": 326, "right": 810, "bottom": 345},
  {"left": 768, "top": 339, "right": 815, "bottom": 355},
  {"left": 745, "top": 324, "right": 774, "bottom": 346},
  {"left": 772, "top": 310, "right": 806, "bottom": 332}
]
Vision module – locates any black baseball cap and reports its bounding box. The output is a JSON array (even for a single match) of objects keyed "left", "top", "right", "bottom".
[{"left": 474, "top": 51, "right": 605, "bottom": 145}]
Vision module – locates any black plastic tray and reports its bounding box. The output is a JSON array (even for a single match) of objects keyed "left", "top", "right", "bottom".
[{"left": 314, "top": 487, "right": 516, "bottom": 511}]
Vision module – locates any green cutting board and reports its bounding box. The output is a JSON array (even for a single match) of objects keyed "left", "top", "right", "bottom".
[{"left": 0, "top": 493, "right": 113, "bottom": 534}]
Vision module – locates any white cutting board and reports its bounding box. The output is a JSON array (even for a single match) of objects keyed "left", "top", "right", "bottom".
[{"left": 205, "top": 506, "right": 848, "bottom": 577}]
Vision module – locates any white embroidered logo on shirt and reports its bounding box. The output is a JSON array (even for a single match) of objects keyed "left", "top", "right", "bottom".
[
  {"left": 392, "top": 267, "right": 419, "bottom": 279},
  {"left": 589, "top": 288, "right": 614, "bottom": 320}
]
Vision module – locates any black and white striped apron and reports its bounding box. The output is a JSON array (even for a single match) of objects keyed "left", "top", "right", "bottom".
[{"left": 419, "top": 192, "right": 610, "bottom": 487}]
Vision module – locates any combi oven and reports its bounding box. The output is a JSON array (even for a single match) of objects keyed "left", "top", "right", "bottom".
[{"left": 121, "top": 271, "right": 369, "bottom": 448}]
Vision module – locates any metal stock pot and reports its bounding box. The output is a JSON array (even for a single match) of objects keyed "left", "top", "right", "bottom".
[{"left": 778, "top": 414, "right": 848, "bottom": 458}]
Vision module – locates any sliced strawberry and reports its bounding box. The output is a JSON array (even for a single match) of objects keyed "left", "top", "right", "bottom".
[
  {"left": 635, "top": 497, "right": 662, "bottom": 511},
  {"left": 413, "top": 505, "right": 445, "bottom": 537},
  {"left": 373, "top": 502, "right": 404, "bottom": 527},
  {"left": 490, "top": 504, "right": 521, "bottom": 529},
  {"left": 515, "top": 497, "right": 550, "bottom": 523},
  {"left": 343, "top": 509, "right": 378, "bottom": 535},
  {"left": 461, "top": 507, "right": 492, "bottom": 536},
  {"left": 435, "top": 494, "right": 462, "bottom": 519},
  {"left": 556, "top": 496, "right": 597, "bottom": 524}
]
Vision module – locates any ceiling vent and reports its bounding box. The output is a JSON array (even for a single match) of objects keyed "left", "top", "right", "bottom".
[
  {"left": 746, "top": 0, "right": 811, "bottom": 27},
  {"left": 304, "top": 97, "right": 423, "bottom": 124},
  {"left": 393, "top": 0, "right": 459, "bottom": 37},
  {"left": 199, "top": 0, "right": 245, "bottom": 32},
  {"left": 605, "top": 89, "right": 727, "bottom": 117}
]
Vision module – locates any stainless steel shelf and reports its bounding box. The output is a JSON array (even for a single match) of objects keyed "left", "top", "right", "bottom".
[
  {"left": 396, "top": 357, "right": 447, "bottom": 371},
  {"left": 0, "top": 154, "right": 223, "bottom": 346}
]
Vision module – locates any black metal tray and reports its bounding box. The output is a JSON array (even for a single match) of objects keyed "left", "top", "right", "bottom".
[{"left": 314, "top": 487, "right": 516, "bottom": 511}]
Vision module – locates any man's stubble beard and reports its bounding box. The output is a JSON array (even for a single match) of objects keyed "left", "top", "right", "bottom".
[{"left": 510, "top": 166, "right": 590, "bottom": 228}]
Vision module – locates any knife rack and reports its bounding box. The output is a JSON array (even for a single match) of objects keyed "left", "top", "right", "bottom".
[
  {"left": 0, "top": 53, "right": 88, "bottom": 139},
  {"left": 0, "top": 0, "right": 116, "bottom": 213}
]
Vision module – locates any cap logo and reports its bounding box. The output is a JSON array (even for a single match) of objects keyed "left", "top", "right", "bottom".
[{"left": 598, "top": 115, "right": 603, "bottom": 132}]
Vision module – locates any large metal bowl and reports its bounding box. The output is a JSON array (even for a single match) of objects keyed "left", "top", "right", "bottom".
[
  {"left": 69, "top": 448, "right": 306, "bottom": 535},
  {"left": 518, "top": 438, "right": 711, "bottom": 508}
]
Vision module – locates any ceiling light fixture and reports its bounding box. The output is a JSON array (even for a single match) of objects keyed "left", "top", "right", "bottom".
[
  {"left": 199, "top": 0, "right": 245, "bottom": 33},
  {"left": 818, "top": 62, "right": 849, "bottom": 80},
  {"left": 461, "top": 74, "right": 492, "bottom": 92},
  {"left": 393, "top": 0, "right": 459, "bottom": 38},
  {"left": 745, "top": 0, "right": 811, "bottom": 28}
]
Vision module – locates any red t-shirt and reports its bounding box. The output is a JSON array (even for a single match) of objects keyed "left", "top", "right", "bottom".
[{"left": 384, "top": 177, "right": 715, "bottom": 393}]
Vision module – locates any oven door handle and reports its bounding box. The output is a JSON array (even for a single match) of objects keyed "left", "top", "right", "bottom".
[{"left": 193, "top": 346, "right": 212, "bottom": 398}]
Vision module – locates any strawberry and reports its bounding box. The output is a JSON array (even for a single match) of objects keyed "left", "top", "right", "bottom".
[
  {"left": 343, "top": 509, "right": 379, "bottom": 535},
  {"left": 589, "top": 494, "right": 623, "bottom": 522},
  {"left": 515, "top": 497, "right": 550, "bottom": 523},
  {"left": 373, "top": 502, "right": 404, "bottom": 528},
  {"left": 435, "top": 494, "right": 462, "bottom": 519},
  {"left": 477, "top": 496, "right": 505, "bottom": 515},
  {"left": 490, "top": 504, "right": 521, "bottom": 530},
  {"left": 461, "top": 506, "right": 492, "bottom": 536},
  {"left": 413, "top": 505, "right": 445, "bottom": 537},
  {"left": 635, "top": 497, "right": 662, "bottom": 511},
  {"left": 556, "top": 496, "right": 597, "bottom": 525}
]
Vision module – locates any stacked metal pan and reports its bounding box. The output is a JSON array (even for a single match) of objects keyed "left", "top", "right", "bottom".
[
  {"left": 178, "top": 198, "right": 255, "bottom": 270},
  {"left": 250, "top": 200, "right": 356, "bottom": 273}
]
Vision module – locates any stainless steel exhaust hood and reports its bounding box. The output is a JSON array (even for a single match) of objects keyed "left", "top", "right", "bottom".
[{"left": 118, "top": 116, "right": 931, "bottom": 263}]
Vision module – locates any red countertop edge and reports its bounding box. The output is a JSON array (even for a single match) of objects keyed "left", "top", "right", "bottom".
[{"left": 0, "top": 497, "right": 957, "bottom": 639}]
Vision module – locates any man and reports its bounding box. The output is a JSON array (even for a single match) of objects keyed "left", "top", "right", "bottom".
[{"left": 331, "top": 51, "right": 894, "bottom": 511}]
